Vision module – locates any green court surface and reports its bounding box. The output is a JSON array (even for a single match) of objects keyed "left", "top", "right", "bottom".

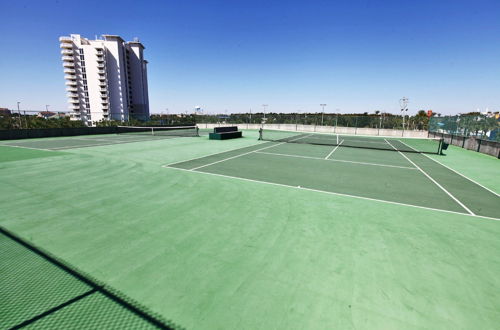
[{"left": 1, "top": 130, "right": 499, "bottom": 329}]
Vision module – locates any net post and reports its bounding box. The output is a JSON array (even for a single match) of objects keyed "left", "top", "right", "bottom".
[
  {"left": 438, "top": 138, "right": 444, "bottom": 155},
  {"left": 258, "top": 128, "right": 263, "bottom": 140},
  {"left": 151, "top": 127, "right": 154, "bottom": 136},
  {"left": 196, "top": 126, "right": 199, "bottom": 136}
]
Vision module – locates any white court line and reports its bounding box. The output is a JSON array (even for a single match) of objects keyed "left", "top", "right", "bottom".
[
  {"left": 190, "top": 134, "right": 313, "bottom": 171},
  {"left": 384, "top": 139, "right": 475, "bottom": 215},
  {"left": 255, "top": 151, "right": 416, "bottom": 170},
  {"left": 164, "top": 141, "right": 271, "bottom": 167},
  {"left": 397, "top": 139, "right": 500, "bottom": 197},
  {"left": 325, "top": 140, "right": 344, "bottom": 159},
  {"left": 162, "top": 165, "right": 500, "bottom": 222},
  {"left": 0, "top": 144, "right": 54, "bottom": 151}
]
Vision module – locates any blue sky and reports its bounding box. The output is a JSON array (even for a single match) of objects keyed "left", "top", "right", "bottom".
[{"left": 0, "top": 0, "right": 499, "bottom": 115}]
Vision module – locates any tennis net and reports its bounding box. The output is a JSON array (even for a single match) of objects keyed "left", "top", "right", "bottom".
[
  {"left": 117, "top": 125, "right": 199, "bottom": 137},
  {"left": 259, "top": 129, "right": 444, "bottom": 154}
]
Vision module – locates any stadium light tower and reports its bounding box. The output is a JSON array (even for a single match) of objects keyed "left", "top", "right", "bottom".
[
  {"left": 320, "top": 104, "right": 327, "bottom": 125},
  {"left": 262, "top": 104, "right": 268, "bottom": 120},
  {"left": 400, "top": 97, "right": 409, "bottom": 130}
]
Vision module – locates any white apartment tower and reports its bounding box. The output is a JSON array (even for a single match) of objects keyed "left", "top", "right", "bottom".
[{"left": 60, "top": 34, "right": 149, "bottom": 125}]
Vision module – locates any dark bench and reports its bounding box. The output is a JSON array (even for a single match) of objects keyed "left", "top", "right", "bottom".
[{"left": 209, "top": 126, "right": 243, "bottom": 140}]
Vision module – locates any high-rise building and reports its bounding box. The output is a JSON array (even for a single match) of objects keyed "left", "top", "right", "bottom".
[{"left": 59, "top": 34, "right": 149, "bottom": 125}]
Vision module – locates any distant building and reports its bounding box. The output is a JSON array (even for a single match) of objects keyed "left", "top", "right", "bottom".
[
  {"left": 59, "top": 34, "right": 150, "bottom": 125},
  {"left": 37, "top": 111, "right": 57, "bottom": 119}
]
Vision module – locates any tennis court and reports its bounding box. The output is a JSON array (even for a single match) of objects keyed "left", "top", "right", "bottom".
[
  {"left": 0, "top": 126, "right": 200, "bottom": 150},
  {"left": 1, "top": 128, "right": 499, "bottom": 329},
  {"left": 166, "top": 131, "right": 498, "bottom": 219}
]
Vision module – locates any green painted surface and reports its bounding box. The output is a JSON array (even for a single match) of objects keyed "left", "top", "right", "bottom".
[
  {"left": 24, "top": 293, "right": 159, "bottom": 330},
  {"left": 0, "top": 231, "right": 91, "bottom": 329},
  {"left": 428, "top": 144, "right": 500, "bottom": 194},
  {"left": 1, "top": 130, "right": 499, "bottom": 329},
  {"left": 0, "top": 145, "right": 64, "bottom": 163}
]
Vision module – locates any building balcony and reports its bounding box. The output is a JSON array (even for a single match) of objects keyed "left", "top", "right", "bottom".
[
  {"left": 60, "top": 39, "right": 73, "bottom": 48},
  {"left": 68, "top": 99, "right": 80, "bottom": 104},
  {"left": 96, "top": 57, "right": 104, "bottom": 63},
  {"left": 61, "top": 56, "right": 74, "bottom": 62},
  {"left": 97, "top": 63, "right": 105, "bottom": 69},
  {"left": 96, "top": 50, "right": 104, "bottom": 55},
  {"left": 64, "top": 75, "right": 77, "bottom": 80},
  {"left": 102, "top": 105, "right": 109, "bottom": 110},
  {"left": 98, "top": 81, "right": 106, "bottom": 86},
  {"left": 59, "top": 36, "right": 72, "bottom": 42},
  {"left": 65, "top": 80, "right": 77, "bottom": 86},
  {"left": 99, "top": 87, "right": 107, "bottom": 92},
  {"left": 61, "top": 49, "right": 73, "bottom": 55},
  {"left": 98, "top": 70, "right": 106, "bottom": 74},
  {"left": 69, "top": 105, "right": 80, "bottom": 110},
  {"left": 63, "top": 62, "right": 75, "bottom": 68},
  {"left": 101, "top": 100, "right": 109, "bottom": 104},
  {"left": 63, "top": 68, "right": 76, "bottom": 74},
  {"left": 66, "top": 92, "right": 79, "bottom": 98}
]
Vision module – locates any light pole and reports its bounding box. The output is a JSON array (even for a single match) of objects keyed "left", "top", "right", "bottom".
[
  {"left": 17, "top": 102, "right": 22, "bottom": 128},
  {"left": 262, "top": 104, "right": 268, "bottom": 126},
  {"left": 320, "top": 104, "right": 327, "bottom": 125},
  {"left": 400, "top": 97, "right": 409, "bottom": 131}
]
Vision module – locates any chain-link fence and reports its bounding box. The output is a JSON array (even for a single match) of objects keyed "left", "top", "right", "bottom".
[{"left": 429, "top": 114, "right": 499, "bottom": 142}]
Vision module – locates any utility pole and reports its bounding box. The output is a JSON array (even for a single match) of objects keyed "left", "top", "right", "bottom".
[
  {"left": 17, "top": 102, "right": 22, "bottom": 129},
  {"left": 400, "top": 97, "right": 409, "bottom": 131},
  {"left": 320, "top": 104, "right": 327, "bottom": 126},
  {"left": 262, "top": 104, "right": 268, "bottom": 126},
  {"left": 262, "top": 104, "right": 268, "bottom": 120}
]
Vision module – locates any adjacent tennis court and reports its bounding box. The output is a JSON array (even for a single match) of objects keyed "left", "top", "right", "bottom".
[
  {"left": 1, "top": 127, "right": 499, "bottom": 329},
  {"left": 0, "top": 126, "right": 200, "bottom": 150},
  {"left": 166, "top": 132, "right": 499, "bottom": 219}
]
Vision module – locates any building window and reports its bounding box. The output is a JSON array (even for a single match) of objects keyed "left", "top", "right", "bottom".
[
  {"left": 81, "top": 61, "right": 86, "bottom": 67},
  {"left": 83, "top": 85, "right": 88, "bottom": 91},
  {"left": 84, "top": 92, "right": 89, "bottom": 97},
  {"left": 79, "top": 49, "right": 84, "bottom": 54},
  {"left": 80, "top": 55, "right": 85, "bottom": 60},
  {"left": 82, "top": 74, "right": 87, "bottom": 79},
  {"left": 82, "top": 67, "right": 86, "bottom": 73}
]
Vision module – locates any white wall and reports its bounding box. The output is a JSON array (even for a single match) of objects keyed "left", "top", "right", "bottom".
[{"left": 198, "top": 123, "right": 428, "bottom": 138}]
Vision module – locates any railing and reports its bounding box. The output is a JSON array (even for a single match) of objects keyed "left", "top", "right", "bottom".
[
  {"left": 61, "top": 56, "right": 74, "bottom": 61},
  {"left": 61, "top": 49, "right": 73, "bottom": 55},
  {"left": 60, "top": 42, "right": 73, "bottom": 49},
  {"left": 64, "top": 75, "right": 77, "bottom": 80}
]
